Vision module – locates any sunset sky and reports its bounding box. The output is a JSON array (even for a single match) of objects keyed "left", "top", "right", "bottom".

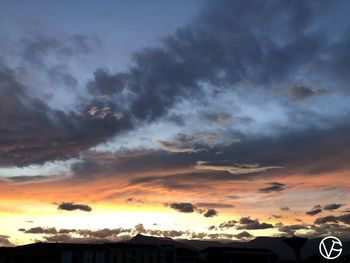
[{"left": 1, "top": 0, "right": 350, "bottom": 246}]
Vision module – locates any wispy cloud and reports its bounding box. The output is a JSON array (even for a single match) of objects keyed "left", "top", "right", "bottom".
[
  {"left": 195, "top": 161, "right": 282, "bottom": 175},
  {"left": 259, "top": 182, "right": 286, "bottom": 193},
  {"left": 306, "top": 205, "right": 322, "bottom": 216}
]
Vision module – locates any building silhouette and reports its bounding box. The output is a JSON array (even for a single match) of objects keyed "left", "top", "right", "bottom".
[
  {"left": 199, "top": 247, "right": 278, "bottom": 263},
  {"left": 0, "top": 241, "right": 280, "bottom": 263}
]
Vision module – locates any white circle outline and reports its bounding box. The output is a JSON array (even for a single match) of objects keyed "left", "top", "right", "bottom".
[{"left": 319, "top": 236, "right": 342, "bottom": 260}]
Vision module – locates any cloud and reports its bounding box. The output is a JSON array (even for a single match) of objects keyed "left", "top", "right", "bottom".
[
  {"left": 157, "top": 140, "right": 205, "bottom": 153},
  {"left": 276, "top": 223, "right": 309, "bottom": 236},
  {"left": 20, "top": 33, "right": 98, "bottom": 67},
  {"left": 87, "top": 106, "right": 124, "bottom": 120},
  {"left": 194, "top": 161, "right": 282, "bottom": 175},
  {"left": 0, "top": 61, "right": 131, "bottom": 166},
  {"left": 20, "top": 227, "right": 132, "bottom": 240},
  {"left": 87, "top": 0, "right": 350, "bottom": 124},
  {"left": 208, "top": 225, "right": 217, "bottom": 231},
  {"left": 196, "top": 202, "right": 234, "bottom": 208},
  {"left": 2, "top": 0, "right": 350, "bottom": 168},
  {"left": 77, "top": 228, "right": 131, "bottom": 239},
  {"left": 288, "top": 86, "right": 330, "bottom": 102},
  {"left": 219, "top": 219, "right": 273, "bottom": 230},
  {"left": 0, "top": 0, "right": 349, "bottom": 170},
  {"left": 169, "top": 202, "right": 196, "bottom": 213},
  {"left": 219, "top": 220, "right": 238, "bottom": 229},
  {"left": 0, "top": 175, "right": 61, "bottom": 184},
  {"left": 258, "top": 182, "right": 286, "bottom": 193},
  {"left": 313, "top": 213, "right": 350, "bottom": 225},
  {"left": 19, "top": 227, "right": 131, "bottom": 244},
  {"left": 234, "top": 231, "right": 254, "bottom": 240},
  {"left": 157, "top": 133, "right": 218, "bottom": 153},
  {"left": 0, "top": 235, "right": 14, "bottom": 247},
  {"left": 212, "top": 114, "right": 233, "bottom": 125},
  {"left": 168, "top": 202, "right": 218, "bottom": 218},
  {"left": 20, "top": 224, "right": 245, "bottom": 242},
  {"left": 19, "top": 227, "right": 57, "bottom": 234},
  {"left": 128, "top": 167, "right": 249, "bottom": 191},
  {"left": 323, "top": 203, "right": 343, "bottom": 211},
  {"left": 338, "top": 213, "right": 350, "bottom": 225},
  {"left": 57, "top": 202, "right": 92, "bottom": 212},
  {"left": 269, "top": 215, "right": 283, "bottom": 219},
  {"left": 280, "top": 206, "right": 290, "bottom": 211},
  {"left": 314, "top": 216, "right": 339, "bottom": 225},
  {"left": 306, "top": 205, "right": 322, "bottom": 216},
  {"left": 125, "top": 198, "right": 144, "bottom": 205},
  {"left": 237, "top": 217, "right": 274, "bottom": 230},
  {"left": 308, "top": 223, "right": 350, "bottom": 239},
  {"left": 203, "top": 209, "right": 218, "bottom": 218}
]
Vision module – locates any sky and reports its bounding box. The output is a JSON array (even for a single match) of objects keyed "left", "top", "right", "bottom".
[{"left": 0, "top": 0, "right": 350, "bottom": 246}]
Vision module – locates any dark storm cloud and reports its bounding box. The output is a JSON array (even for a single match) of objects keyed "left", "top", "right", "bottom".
[
  {"left": 306, "top": 205, "right": 322, "bottom": 216},
  {"left": 211, "top": 123, "right": 350, "bottom": 177},
  {"left": 20, "top": 34, "right": 98, "bottom": 67},
  {"left": 324, "top": 203, "right": 343, "bottom": 211},
  {"left": 288, "top": 86, "right": 330, "bottom": 102},
  {"left": 169, "top": 202, "right": 196, "bottom": 213},
  {"left": 203, "top": 209, "right": 218, "bottom": 218},
  {"left": 46, "top": 65, "right": 78, "bottom": 89},
  {"left": 57, "top": 202, "right": 92, "bottom": 212},
  {"left": 237, "top": 217, "right": 274, "bottom": 230},
  {"left": 87, "top": 0, "right": 350, "bottom": 124},
  {"left": 203, "top": 113, "right": 234, "bottom": 125},
  {"left": 0, "top": 60, "right": 131, "bottom": 166},
  {"left": 2, "top": 0, "right": 350, "bottom": 167},
  {"left": 258, "top": 182, "right": 286, "bottom": 193}
]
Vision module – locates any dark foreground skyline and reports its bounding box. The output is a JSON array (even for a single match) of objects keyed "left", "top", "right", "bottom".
[
  {"left": 1, "top": 234, "right": 350, "bottom": 263},
  {"left": 0, "top": 0, "right": 350, "bottom": 246}
]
